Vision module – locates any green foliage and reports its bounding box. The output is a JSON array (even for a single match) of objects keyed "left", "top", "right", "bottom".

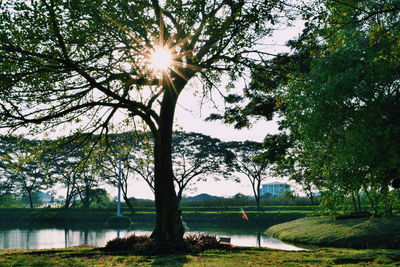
[
  {"left": 83, "top": 188, "right": 111, "bottom": 208},
  {"left": 0, "top": 136, "right": 58, "bottom": 208},
  {"left": 0, "top": 207, "right": 310, "bottom": 230},
  {"left": 180, "top": 196, "right": 315, "bottom": 208},
  {"left": 0, "top": 132, "right": 239, "bottom": 209},
  {"left": 281, "top": 0, "right": 400, "bottom": 216},
  {"left": 0, "top": 193, "right": 24, "bottom": 208},
  {"left": 20, "top": 191, "right": 44, "bottom": 207},
  {"left": 220, "top": 0, "right": 400, "bottom": 216},
  {"left": 0, "top": 208, "right": 138, "bottom": 225}
]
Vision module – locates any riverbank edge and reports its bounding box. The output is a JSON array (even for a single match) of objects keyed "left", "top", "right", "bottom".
[
  {"left": 1, "top": 245, "right": 400, "bottom": 266},
  {"left": 266, "top": 216, "right": 400, "bottom": 249},
  {"left": 0, "top": 208, "right": 308, "bottom": 228}
]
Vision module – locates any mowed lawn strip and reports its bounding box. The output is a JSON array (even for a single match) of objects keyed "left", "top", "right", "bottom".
[
  {"left": 0, "top": 208, "right": 312, "bottom": 226},
  {"left": 267, "top": 216, "right": 400, "bottom": 249},
  {"left": 0, "top": 246, "right": 399, "bottom": 266}
]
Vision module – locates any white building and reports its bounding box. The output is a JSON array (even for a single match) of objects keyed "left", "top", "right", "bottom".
[{"left": 261, "top": 182, "right": 290, "bottom": 196}]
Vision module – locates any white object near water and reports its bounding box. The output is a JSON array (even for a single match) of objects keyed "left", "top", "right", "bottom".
[{"left": 219, "top": 237, "right": 231, "bottom": 243}]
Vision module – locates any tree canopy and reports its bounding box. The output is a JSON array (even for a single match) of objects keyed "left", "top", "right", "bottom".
[
  {"left": 0, "top": 0, "right": 287, "bottom": 247},
  {"left": 216, "top": 0, "right": 400, "bottom": 216},
  {"left": 282, "top": 0, "right": 400, "bottom": 215},
  {"left": 0, "top": 0, "right": 285, "bottom": 134}
]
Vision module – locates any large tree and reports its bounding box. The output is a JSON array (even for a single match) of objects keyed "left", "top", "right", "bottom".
[
  {"left": 5, "top": 138, "right": 55, "bottom": 208},
  {"left": 216, "top": 0, "right": 400, "bottom": 215},
  {"left": 225, "top": 140, "right": 268, "bottom": 209},
  {"left": 0, "top": 0, "right": 285, "bottom": 246},
  {"left": 172, "top": 132, "right": 233, "bottom": 204},
  {"left": 99, "top": 131, "right": 153, "bottom": 212},
  {"left": 281, "top": 0, "right": 400, "bottom": 215},
  {"left": 49, "top": 136, "right": 86, "bottom": 208}
]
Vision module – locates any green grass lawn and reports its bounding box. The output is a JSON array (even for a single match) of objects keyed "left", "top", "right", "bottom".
[
  {"left": 0, "top": 245, "right": 399, "bottom": 266},
  {"left": 267, "top": 216, "right": 400, "bottom": 249}
]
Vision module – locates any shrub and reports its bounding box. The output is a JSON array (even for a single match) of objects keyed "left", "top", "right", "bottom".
[
  {"left": 105, "top": 234, "right": 150, "bottom": 252},
  {"left": 184, "top": 234, "right": 220, "bottom": 251},
  {"left": 104, "top": 233, "right": 226, "bottom": 254}
]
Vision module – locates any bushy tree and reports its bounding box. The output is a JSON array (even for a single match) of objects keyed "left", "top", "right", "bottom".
[
  {"left": 172, "top": 132, "right": 234, "bottom": 204},
  {"left": 4, "top": 138, "right": 56, "bottom": 208},
  {"left": 99, "top": 131, "right": 153, "bottom": 212},
  {"left": 224, "top": 141, "right": 269, "bottom": 209},
  {"left": 282, "top": 0, "right": 400, "bottom": 215},
  {"left": 212, "top": 0, "right": 400, "bottom": 215}
]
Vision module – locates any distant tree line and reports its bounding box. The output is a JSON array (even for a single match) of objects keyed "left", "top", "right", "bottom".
[{"left": 0, "top": 131, "right": 291, "bottom": 209}]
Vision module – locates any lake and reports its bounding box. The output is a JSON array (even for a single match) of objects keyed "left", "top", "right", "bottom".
[{"left": 0, "top": 226, "right": 305, "bottom": 251}]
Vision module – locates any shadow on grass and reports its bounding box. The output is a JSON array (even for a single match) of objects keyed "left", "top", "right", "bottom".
[
  {"left": 20, "top": 247, "right": 191, "bottom": 266},
  {"left": 150, "top": 253, "right": 189, "bottom": 266},
  {"left": 20, "top": 247, "right": 101, "bottom": 259},
  {"left": 333, "top": 251, "right": 400, "bottom": 265}
]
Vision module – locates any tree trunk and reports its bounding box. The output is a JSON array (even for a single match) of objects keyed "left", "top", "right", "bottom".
[
  {"left": 64, "top": 196, "right": 71, "bottom": 208},
  {"left": 28, "top": 190, "right": 34, "bottom": 209},
  {"left": 255, "top": 196, "right": 261, "bottom": 210},
  {"left": 364, "top": 188, "right": 378, "bottom": 216},
  {"left": 308, "top": 192, "right": 315, "bottom": 205},
  {"left": 82, "top": 197, "right": 90, "bottom": 209},
  {"left": 80, "top": 186, "right": 90, "bottom": 209},
  {"left": 255, "top": 182, "right": 261, "bottom": 210},
  {"left": 120, "top": 180, "right": 134, "bottom": 212},
  {"left": 351, "top": 192, "right": 357, "bottom": 213},
  {"left": 356, "top": 192, "right": 362, "bottom": 212},
  {"left": 150, "top": 84, "right": 184, "bottom": 247},
  {"left": 64, "top": 193, "right": 73, "bottom": 208},
  {"left": 64, "top": 183, "right": 74, "bottom": 208},
  {"left": 253, "top": 178, "right": 261, "bottom": 210},
  {"left": 123, "top": 194, "right": 135, "bottom": 212},
  {"left": 176, "top": 187, "right": 183, "bottom": 206},
  {"left": 304, "top": 183, "right": 315, "bottom": 205}
]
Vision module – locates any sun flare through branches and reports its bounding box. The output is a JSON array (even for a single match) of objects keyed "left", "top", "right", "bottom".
[
  {"left": 142, "top": 40, "right": 195, "bottom": 88},
  {"left": 149, "top": 46, "right": 172, "bottom": 72}
]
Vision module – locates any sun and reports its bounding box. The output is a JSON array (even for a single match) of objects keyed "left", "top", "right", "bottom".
[{"left": 149, "top": 46, "right": 172, "bottom": 72}]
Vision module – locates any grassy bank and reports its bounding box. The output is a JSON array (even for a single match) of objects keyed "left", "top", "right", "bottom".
[
  {"left": 0, "top": 245, "right": 399, "bottom": 266},
  {"left": 0, "top": 208, "right": 310, "bottom": 229},
  {"left": 267, "top": 216, "right": 400, "bottom": 249}
]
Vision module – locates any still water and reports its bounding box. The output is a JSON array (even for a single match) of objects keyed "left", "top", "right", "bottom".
[{"left": 0, "top": 227, "right": 305, "bottom": 251}]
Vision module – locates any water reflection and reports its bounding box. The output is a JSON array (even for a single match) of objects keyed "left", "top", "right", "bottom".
[{"left": 0, "top": 227, "right": 305, "bottom": 251}]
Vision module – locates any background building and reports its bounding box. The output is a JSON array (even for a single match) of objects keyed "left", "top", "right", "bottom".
[{"left": 261, "top": 182, "right": 290, "bottom": 197}]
